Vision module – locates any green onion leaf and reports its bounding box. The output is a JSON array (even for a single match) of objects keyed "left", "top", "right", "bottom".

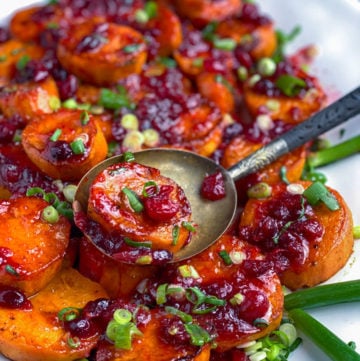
[
  {"left": 123, "top": 44, "right": 141, "bottom": 53},
  {"left": 142, "top": 181, "right": 158, "bottom": 197},
  {"left": 99, "top": 88, "right": 133, "bottom": 110},
  {"left": 58, "top": 307, "right": 82, "bottom": 322},
  {"left": 218, "top": 250, "right": 233, "bottom": 265},
  {"left": 158, "top": 56, "right": 177, "bottom": 68},
  {"left": 80, "top": 111, "right": 90, "bottom": 125},
  {"left": 280, "top": 166, "right": 290, "bottom": 184},
  {"left": 16, "top": 55, "right": 30, "bottom": 70},
  {"left": 122, "top": 188, "right": 144, "bottom": 212},
  {"left": 165, "top": 306, "right": 193, "bottom": 323},
  {"left": 144, "top": 1, "right": 158, "bottom": 19},
  {"left": 182, "top": 221, "right": 196, "bottom": 232},
  {"left": 122, "top": 151, "right": 135, "bottom": 162},
  {"left": 5, "top": 265, "right": 19, "bottom": 276},
  {"left": 70, "top": 138, "right": 85, "bottom": 155},
  {"left": 172, "top": 225, "right": 180, "bottom": 245},
  {"left": 275, "top": 74, "right": 306, "bottom": 97},
  {"left": 202, "top": 21, "right": 218, "bottom": 41},
  {"left": 50, "top": 128, "right": 62, "bottom": 142},
  {"left": 184, "top": 323, "right": 212, "bottom": 346},
  {"left": 213, "top": 37, "right": 237, "bottom": 51},
  {"left": 156, "top": 283, "right": 168, "bottom": 305},
  {"left": 303, "top": 181, "right": 340, "bottom": 211},
  {"left": 124, "top": 237, "right": 152, "bottom": 248},
  {"left": 26, "top": 187, "right": 46, "bottom": 197}
]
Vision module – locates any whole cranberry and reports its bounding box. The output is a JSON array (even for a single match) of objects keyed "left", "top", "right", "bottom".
[{"left": 201, "top": 171, "right": 226, "bottom": 201}]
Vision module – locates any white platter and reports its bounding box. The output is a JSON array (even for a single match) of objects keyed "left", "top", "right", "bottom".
[{"left": 1, "top": 1, "right": 360, "bottom": 360}]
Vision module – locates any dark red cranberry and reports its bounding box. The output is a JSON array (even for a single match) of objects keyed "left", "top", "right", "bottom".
[
  {"left": 0, "top": 285, "right": 32, "bottom": 310},
  {"left": 39, "top": 28, "right": 62, "bottom": 50},
  {"left": 240, "top": 3, "right": 270, "bottom": 26},
  {"left": 143, "top": 185, "right": 180, "bottom": 222},
  {"left": 14, "top": 60, "right": 49, "bottom": 83},
  {"left": 111, "top": 121, "right": 127, "bottom": 142},
  {"left": 201, "top": 171, "right": 226, "bottom": 201},
  {"left": 0, "top": 163, "right": 21, "bottom": 183},
  {"left": 64, "top": 317, "right": 100, "bottom": 339},
  {"left": 237, "top": 288, "right": 269, "bottom": 324},
  {"left": 0, "top": 27, "right": 10, "bottom": 43},
  {"left": 0, "top": 120, "right": 17, "bottom": 143},
  {"left": 234, "top": 48, "right": 253, "bottom": 69},
  {"left": 223, "top": 123, "right": 243, "bottom": 144},
  {"left": 82, "top": 298, "right": 111, "bottom": 320},
  {"left": 76, "top": 33, "right": 105, "bottom": 53},
  {"left": 57, "top": 74, "right": 79, "bottom": 100},
  {"left": 253, "top": 78, "right": 280, "bottom": 97},
  {"left": 46, "top": 140, "right": 74, "bottom": 161}
]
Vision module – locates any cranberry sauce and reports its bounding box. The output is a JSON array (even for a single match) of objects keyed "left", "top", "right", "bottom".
[
  {"left": 201, "top": 171, "right": 226, "bottom": 201},
  {"left": 239, "top": 191, "right": 324, "bottom": 271},
  {"left": 0, "top": 144, "right": 61, "bottom": 197},
  {"left": 0, "top": 285, "right": 32, "bottom": 310},
  {"left": 74, "top": 211, "right": 173, "bottom": 265}
]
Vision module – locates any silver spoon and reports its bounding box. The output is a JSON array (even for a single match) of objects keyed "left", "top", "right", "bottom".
[{"left": 75, "top": 86, "right": 360, "bottom": 262}]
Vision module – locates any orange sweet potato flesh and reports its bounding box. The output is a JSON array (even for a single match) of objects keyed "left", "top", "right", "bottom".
[
  {"left": 57, "top": 20, "right": 147, "bottom": 86},
  {"left": 21, "top": 109, "right": 108, "bottom": 181},
  {"left": 88, "top": 161, "right": 192, "bottom": 253},
  {"left": 0, "top": 77, "right": 60, "bottom": 122},
  {"left": 0, "top": 267, "right": 108, "bottom": 361},
  {"left": 79, "top": 236, "right": 157, "bottom": 299},
  {"left": 0, "top": 39, "right": 44, "bottom": 86},
  {"left": 0, "top": 196, "right": 70, "bottom": 296},
  {"left": 240, "top": 181, "right": 354, "bottom": 290},
  {"left": 221, "top": 136, "right": 307, "bottom": 184},
  {"left": 243, "top": 75, "right": 326, "bottom": 123},
  {"left": 174, "top": 0, "right": 241, "bottom": 22},
  {"left": 98, "top": 309, "right": 210, "bottom": 361}
]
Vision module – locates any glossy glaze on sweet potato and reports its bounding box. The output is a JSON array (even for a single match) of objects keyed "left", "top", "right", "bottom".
[
  {"left": 239, "top": 181, "right": 354, "bottom": 289},
  {"left": 88, "top": 161, "right": 192, "bottom": 253},
  {"left": 21, "top": 109, "right": 108, "bottom": 181},
  {"left": 0, "top": 77, "right": 59, "bottom": 122},
  {"left": 0, "top": 196, "right": 70, "bottom": 295},
  {"left": 0, "top": 267, "right": 108, "bottom": 361},
  {"left": 57, "top": 20, "right": 147, "bottom": 86}
]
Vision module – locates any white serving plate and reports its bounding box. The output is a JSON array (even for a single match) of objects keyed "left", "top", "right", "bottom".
[{"left": 1, "top": 1, "right": 360, "bottom": 360}]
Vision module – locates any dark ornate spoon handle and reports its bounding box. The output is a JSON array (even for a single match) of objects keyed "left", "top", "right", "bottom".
[{"left": 228, "top": 86, "right": 360, "bottom": 181}]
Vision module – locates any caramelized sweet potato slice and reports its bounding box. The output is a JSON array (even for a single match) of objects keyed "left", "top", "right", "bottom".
[
  {"left": 0, "top": 77, "right": 60, "bottom": 122},
  {"left": 0, "top": 39, "right": 44, "bottom": 86},
  {"left": 57, "top": 20, "right": 147, "bottom": 86},
  {"left": 21, "top": 109, "right": 108, "bottom": 181},
  {"left": 88, "top": 161, "right": 192, "bottom": 254},
  {"left": 0, "top": 267, "right": 108, "bottom": 361},
  {"left": 196, "top": 72, "right": 235, "bottom": 114},
  {"left": 243, "top": 71, "right": 326, "bottom": 123},
  {"left": 239, "top": 181, "right": 354, "bottom": 289},
  {"left": 221, "top": 135, "right": 307, "bottom": 184},
  {"left": 174, "top": 0, "right": 241, "bottom": 23},
  {"left": 0, "top": 196, "right": 70, "bottom": 296},
  {"left": 163, "top": 234, "right": 283, "bottom": 351},
  {"left": 78, "top": 236, "right": 157, "bottom": 299},
  {"left": 96, "top": 309, "right": 210, "bottom": 361}
]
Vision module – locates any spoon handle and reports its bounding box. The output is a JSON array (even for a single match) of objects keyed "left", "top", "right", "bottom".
[{"left": 228, "top": 86, "right": 360, "bottom": 181}]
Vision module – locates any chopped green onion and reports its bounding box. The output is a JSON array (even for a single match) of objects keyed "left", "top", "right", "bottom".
[
  {"left": 58, "top": 307, "right": 81, "bottom": 322},
  {"left": 192, "top": 57, "right": 204, "bottom": 67},
  {"left": 70, "top": 138, "right": 85, "bottom": 155},
  {"left": 156, "top": 283, "right": 168, "bottom": 305},
  {"left": 284, "top": 279, "right": 360, "bottom": 310},
  {"left": 253, "top": 318, "right": 269, "bottom": 328},
  {"left": 279, "top": 166, "right": 290, "bottom": 184},
  {"left": 165, "top": 306, "right": 193, "bottom": 323},
  {"left": 142, "top": 128, "right": 160, "bottom": 147},
  {"left": 353, "top": 226, "right": 360, "bottom": 239},
  {"left": 124, "top": 237, "right": 152, "bottom": 248},
  {"left": 43, "top": 192, "right": 60, "bottom": 207},
  {"left": 99, "top": 88, "right": 133, "bottom": 110},
  {"left": 257, "top": 57, "right": 276, "bottom": 76},
  {"left": 123, "top": 44, "right": 141, "bottom": 53},
  {"left": 230, "top": 293, "right": 244, "bottom": 305},
  {"left": 50, "top": 128, "right": 62, "bottom": 142},
  {"left": 63, "top": 184, "right": 77, "bottom": 203},
  {"left": 122, "top": 188, "right": 144, "bottom": 212},
  {"left": 272, "top": 26, "right": 301, "bottom": 63},
  {"left": 0, "top": 55, "right": 7, "bottom": 62},
  {"left": 157, "top": 56, "right": 177, "bottom": 68},
  {"left": 142, "top": 181, "right": 158, "bottom": 197},
  {"left": 56, "top": 201, "right": 74, "bottom": 220},
  {"left": 49, "top": 96, "right": 61, "bottom": 111},
  {"left": 16, "top": 55, "right": 30, "bottom": 70},
  {"left": 184, "top": 323, "right": 212, "bottom": 346},
  {"left": 136, "top": 255, "right": 153, "bottom": 264},
  {"left": 5, "top": 265, "right": 19, "bottom": 276},
  {"left": 172, "top": 225, "right": 180, "bottom": 245},
  {"left": 275, "top": 74, "right": 306, "bottom": 97},
  {"left": 26, "top": 187, "right": 46, "bottom": 197},
  {"left": 214, "top": 74, "right": 233, "bottom": 91},
  {"left": 213, "top": 37, "right": 237, "bottom": 51},
  {"left": 247, "top": 182, "right": 272, "bottom": 199},
  {"left": 113, "top": 309, "right": 132, "bottom": 325},
  {"left": 144, "top": 1, "right": 158, "bottom": 18},
  {"left": 41, "top": 205, "right": 59, "bottom": 224},
  {"left": 134, "top": 9, "right": 149, "bottom": 23},
  {"left": 122, "top": 151, "right": 135, "bottom": 162},
  {"left": 121, "top": 113, "right": 139, "bottom": 130},
  {"left": 80, "top": 111, "right": 90, "bottom": 125},
  {"left": 12, "top": 129, "right": 22, "bottom": 143},
  {"left": 182, "top": 221, "right": 196, "bottom": 232},
  {"left": 288, "top": 308, "right": 360, "bottom": 361},
  {"left": 303, "top": 181, "right": 339, "bottom": 211},
  {"left": 67, "top": 336, "right": 81, "bottom": 348},
  {"left": 202, "top": 21, "right": 218, "bottom": 41},
  {"left": 62, "top": 98, "right": 78, "bottom": 109},
  {"left": 178, "top": 265, "right": 200, "bottom": 279},
  {"left": 185, "top": 286, "right": 226, "bottom": 314},
  {"left": 218, "top": 250, "right": 233, "bottom": 265}
]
